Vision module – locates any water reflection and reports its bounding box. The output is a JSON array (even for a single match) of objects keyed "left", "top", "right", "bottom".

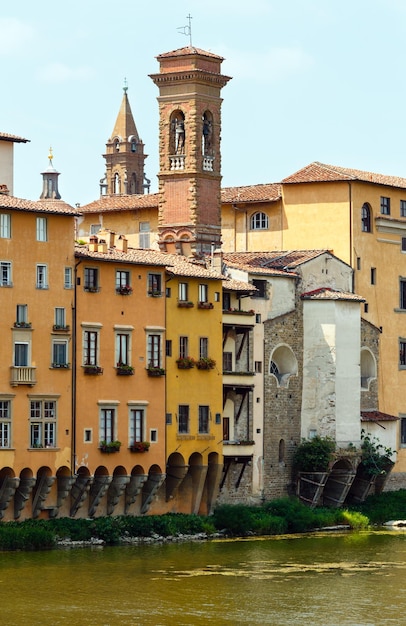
[{"left": 0, "top": 531, "right": 405, "bottom": 625}]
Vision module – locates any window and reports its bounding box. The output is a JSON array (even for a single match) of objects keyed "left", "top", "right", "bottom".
[
  {"left": 401, "top": 201, "right": 406, "bottom": 218},
  {"left": 0, "top": 214, "right": 10, "bottom": 238},
  {"left": 255, "top": 313, "right": 262, "bottom": 324},
  {"left": 166, "top": 340, "right": 172, "bottom": 357},
  {"left": 116, "top": 270, "right": 131, "bottom": 293},
  {"left": 84, "top": 267, "right": 99, "bottom": 292},
  {"left": 400, "top": 279, "right": 406, "bottom": 310},
  {"left": 255, "top": 361, "right": 262, "bottom": 373},
  {"left": 198, "top": 405, "right": 209, "bottom": 434},
  {"left": 252, "top": 279, "right": 267, "bottom": 298},
  {"left": 52, "top": 341, "right": 68, "bottom": 368},
  {"left": 371, "top": 268, "right": 376, "bottom": 285},
  {"left": 36, "top": 217, "right": 47, "bottom": 241},
  {"left": 148, "top": 273, "right": 162, "bottom": 296},
  {"left": 380, "top": 196, "right": 390, "bottom": 215},
  {"left": 223, "top": 417, "right": 230, "bottom": 441},
  {"left": 199, "top": 337, "right": 208, "bottom": 359},
  {"left": 402, "top": 238, "right": 406, "bottom": 253},
  {"left": 223, "top": 292, "right": 231, "bottom": 310},
  {"left": 16, "top": 305, "right": 28, "bottom": 324},
  {"left": 99, "top": 408, "right": 116, "bottom": 443},
  {"left": 36, "top": 264, "right": 48, "bottom": 289},
  {"left": 199, "top": 283, "right": 208, "bottom": 303},
  {"left": 90, "top": 224, "right": 101, "bottom": 235},
  {"left": 130, "top": 408, "right": 145, "bottom": 444},
  {"left": 64, "top": 267, "right": 73, "bottom": 289},
  {"left": 116, "top": 332, "right": 130, "bottom": 366},
  {"left": 139, "top": 222, "right": 150, "bottom": 249},
  {"left": 179, "top": 336, "right": 188, "bottom": 359},
  {"left": 54, "top": 307, "right": 66, "bottom": 328},
  {"left": 178, "top": 282, "right": 188, "bottom": 301},
  {"left": 400, "top": 339, "right": 406, "bottom": 368},
  {"left": 83, "top": 330, "right": 99, "bottom": 366},
  {"left": 178, "top": 405, "right": 189, "bottom": 434},
  {"left": 0, "top": 261, "right": 12, "bottom": 286},
  {"left": 401, "top": 418, "right": 406, "bottom": 446},
  {"left": 361, "top": 203, "right": 371, "bottom": 232},
  {"left": 30, "top": 399, "right": 56, "bottom": 448},
  {"left": 14, "top": 343, "right": 29, "bottom": 366},
  {"left": 0, "top": 400, "right": 11, "bottom": 448},
  {"left": 166, "top": 287, "right": 171, "bottom": 297},
  {"left": 147, "top": 334, "right": 161, "bottom": 367},
  {"left": 150, "top": 429, "right": 157, "bottom": 442},
  {"left": 223, "top": 352, "right": 233, "bottom": 371},
  {"left": 357, "top": 257, "right": 361, "bottom": 270},
  {"left": 250, "top": 212, "right": 269, "bottom": 230}
]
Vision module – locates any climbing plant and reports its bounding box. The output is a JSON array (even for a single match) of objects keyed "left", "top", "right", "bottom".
[{"left": 359, "top": 430, "right": 395, "bottom": 477}]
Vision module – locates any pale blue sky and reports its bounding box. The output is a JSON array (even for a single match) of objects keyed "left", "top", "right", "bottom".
[{"left": 2, "top": 0, "right": 406, "bottom": 206}]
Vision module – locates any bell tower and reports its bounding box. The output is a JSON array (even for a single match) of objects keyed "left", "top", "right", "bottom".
[
  {"left": 150, "top": 46, "right": 231, "bottom": 255},
  {"left": 102, "top": 83, "right": 148, "bottom": 196}
]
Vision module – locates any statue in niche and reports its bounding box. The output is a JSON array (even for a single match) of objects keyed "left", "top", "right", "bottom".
[
  {"left": 202, "top": 116, "right": 212, "bottom": 155},
  {"left": 172, "top": 117, "right": 185, "bottom": 154}
]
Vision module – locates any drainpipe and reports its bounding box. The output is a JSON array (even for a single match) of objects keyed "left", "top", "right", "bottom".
[
  {"left": 348, "top": 182, "right": 354, "bottom": 288},
  {"left": 71, "top": 258, "right": 82, "bottom": 476}
]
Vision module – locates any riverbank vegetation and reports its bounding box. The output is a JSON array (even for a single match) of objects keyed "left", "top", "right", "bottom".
[{"left": 0, "top": 490, "right": 405, "bottom": 550}]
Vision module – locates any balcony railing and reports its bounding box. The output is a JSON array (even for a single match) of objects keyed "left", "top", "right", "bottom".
[
  {"left": 10, "top": 366, "right": 37, "bottom": 387},
  {"left": 169, "top": 155, "right": 185, "bottom": 170}
]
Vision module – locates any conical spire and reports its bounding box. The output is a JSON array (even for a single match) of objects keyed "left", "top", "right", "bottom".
[{"left": 110, "top": 80, "right": 139, "bottom": 143}]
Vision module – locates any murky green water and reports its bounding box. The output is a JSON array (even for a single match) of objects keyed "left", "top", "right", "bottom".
[{"left": 0, "top": 530, "right": 405, "bottom": 625}]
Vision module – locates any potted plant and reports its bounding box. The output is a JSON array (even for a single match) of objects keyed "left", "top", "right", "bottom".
[
  {"left": 14, "top": 321, "right": 31, "bottom": 328},
  {"left": 197, "top": 302, "right": 214, "bottom": 309},
  {"left": 177, "top": 300, "right": 194, "bottom": 308},
  {"left": 130, "top": 441, "right": 150, "bottom": 453},
  {"left": 148, "top": 290, "right": 161, "bottom": 297},
  {"left": 83, "top": 365, "right": 103, "bottom": 375},
  {"left": 196, "top": 357, "right": 216, "bottom": 370},
  {"left": 176, "top": 356, "right": 196, "bottom": 369},
  {"left": 116, "top": 363, "right": 134, "bottom": 375},
  {"left": 52, "top": 324, "right": 70, "bottom": 331},
  {"left": 116, "top": 285, "right": 132, "bottom": 295},
  {"left": 146, "top": 364, "right": 165, "bottom": 376},
  {"left": 99, "top": 440, "right": 121, "bottom": 453}
]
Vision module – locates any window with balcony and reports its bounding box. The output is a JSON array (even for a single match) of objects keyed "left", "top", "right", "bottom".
[
  {"left": 64, "top": 267, "right": 73, "bottom": 289},
  {"left": 198, "top": 405, "right": 209, "bottom": 434},
  {"left": 0, "top": 214, "right": 10, "bottom": 238},
  {"left": 83, "top": 330, "right": 99, "bottom": 366},
  {"left": 199, "top": 337, "right": 208, "bottom": 359},
  {"left": 0, "top": 400, "right": 11, "bottom": 448},
  {"left": 148, "top": 273, "right": 162, "bottom": 296},
  {"left": 52, "top": 341, "right": 68, "bottom": 368},
  {"left": 14, "top": 342, "right": 29, "bottom": 367},
  {"left": 36, "top": 217, "right": 47, "bottom": 241},
  {"left": 178, "top": 405, "right": 189, "bottom": 434},
  {"left": 36, "top": 264, "right": 48, "bottom": 289},
  {"left": 30, "top": 399, "right": 56, "bottom": 448},
  {"left": 0, "top": 261, "right": 12, "bottom": 286},
  {"left": 84, "top": 267, "right": 99, "bottom": 292},
  {"left": 116, "top": 270, "right": 131, "bottom": 295}
]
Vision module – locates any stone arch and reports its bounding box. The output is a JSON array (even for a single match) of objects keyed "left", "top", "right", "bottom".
[
  {"left": 170, "top": 109, "right": 186, "bottom": 155},
  {"left": 202, "top": 110, "right": 213, "bottom": 155},
  {"left": 360, "top": 347, "right": 377, "bottom": 390},
  {"left": 0, "top": 466, "right": 15, "bottom": 479},
  {"left": 56, "top": 466, "right": 71, "bottom": 477},
  {"left": 269, "top": 344, "right": 298, "bottom": 388},
  {"left": 94, "top": 465, "right": 110, "bottom": 477},
  {"left": 113, "top": 171, "right": 121, "bottom": 194}
]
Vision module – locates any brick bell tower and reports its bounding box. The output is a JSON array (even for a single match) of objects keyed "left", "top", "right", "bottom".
[
  {"left": 101, "top": 83, "right": 148, "bottom": 196},
  {"left": 150, "top": 46, "right": 231, "bottom": 256}
]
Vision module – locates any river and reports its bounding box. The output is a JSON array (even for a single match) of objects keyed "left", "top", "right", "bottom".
[{"left": 1, "top": 530, "right": 405, "bottom": 625}]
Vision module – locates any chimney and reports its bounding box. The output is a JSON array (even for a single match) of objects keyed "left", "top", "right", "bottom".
[
  {"left": 116, "top": 235, "right": 128, "bottom": 253},
  {"left": 89, "top": 235, "right": 98, "bottom": 252},
  {"left": 98, "top": 239, "right": 108, "bottom": 253}
]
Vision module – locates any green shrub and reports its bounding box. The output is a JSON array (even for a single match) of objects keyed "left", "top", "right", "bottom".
[
  {"left": 339, "top": 510, "right": 369, "bottom": 530},
  {"left": 293, "top": 436, "right": 336, "bottom": 472}
]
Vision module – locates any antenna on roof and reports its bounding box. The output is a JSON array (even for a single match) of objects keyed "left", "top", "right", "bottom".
[{"left": 177, "top": 14, "right": 193, "bottom": 47}]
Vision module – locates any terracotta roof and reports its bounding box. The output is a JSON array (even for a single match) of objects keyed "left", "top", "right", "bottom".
[
  {"left": 282, "top": 161, "right": 406, "bottom": 190},
  {"left": 79, "top": 193, "right": 159, "bottom": 213},
  {"left": 361, "top": 411, "right": 399, "bottom": 422},
  {"left": 165, "top": 254, "right": 224, "bottom": 279},
  {"left": 301, "top": 287, "right": 365, "bottom": 302},
  {"left": 223, "top": 278, "right": 258, "bottom": 293},
  {"left": 221, "top": 183, "right": 281, "bottom": 204},
  {"left": 0, "top": 195, "right": 79, "bottom": 215},
  {"left": 156, "top": 47, "right": 224, "bottom": 60},
  {"left": 223, "top": 250, "right": 330, "bottom": 275},
  {"left": 0, "top": 132, "right": 30, "bottom": 143}
]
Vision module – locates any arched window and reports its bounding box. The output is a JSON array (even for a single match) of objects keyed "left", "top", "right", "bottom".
[
  {"left": 269, "top": 344, "right": 298, "bottom": 388},
  {"left": 360, "top": 347, "right": 377, "bottom": 390},
  {"left": 361, "top": 203, "right": 371, "bottom": 233},
  {"left": 250, "top": 212, "right": 269, "bottom": 230},
  {"left": 170, "top": 110, "right": 185, "bottom": 155},
  {"left": 202, "top": 111, "right": 213, "bottom": 155}
]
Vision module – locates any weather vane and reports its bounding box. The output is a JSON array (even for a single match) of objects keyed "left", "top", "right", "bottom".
[
  {"left": 177, "top": 14, "right": 193, "bottom": 47},
  {"left": 123, "top": 77, "right": 128, "bottom": 94}
]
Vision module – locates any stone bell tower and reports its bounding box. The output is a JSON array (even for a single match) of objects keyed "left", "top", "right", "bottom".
[
  {"left": 150, "top": 46, "right": 231, "bottom": 255},
  {"left": 102, "top": 84, "right": 148, "bottom": 196}
]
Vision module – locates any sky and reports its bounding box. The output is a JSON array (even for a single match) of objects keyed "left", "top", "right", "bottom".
[{"left": 3, "top": 0, "right": 406, "bottom": 207}]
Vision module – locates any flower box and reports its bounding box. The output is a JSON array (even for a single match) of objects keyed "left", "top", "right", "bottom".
[
  {"left": 84, "top": 365, "right": 103, "bottom": 375},
  {"left": 116, "top": 365, "right": 134, "bottom": 375},
  {"left": 197, "top": 302, "right": 214, "bottom": 309},
  {"left": 148, "top": 291, "right": 162, "bottom": 297},
  {"left": 177, "top": 301, "right": 194, "bottom": 308},
  {"left": 116, "top": 286, "right": 133, "bottom": 295},
  {"left": 224, "top": 309, "right": 255, "bottom": 316},
  {"left": 14, "top": 322, "right": 31, "bottom": 328},
  {"left": 130, "top": 442, "right": 150, "bottom": 453},
  {"left": 84, "top": 286, "right": 99, "bottom": 293},
  {"left": 176, "top": 357, "right": 196, "bottom": 369},
  {"left": 52, "top": 324, "right": 70, "bottom": 331},
  {"left": 147, "top": 367, "right": 165, "bottom": 377},
  {"left": 52, "top": 363, "right": 70, "bottom": 369},
  {"left": 99, "top": 440, "right": 121, "bottom": 453},
  {"left": 196, "top": 358, "right": 216, "bottom": 370}
]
